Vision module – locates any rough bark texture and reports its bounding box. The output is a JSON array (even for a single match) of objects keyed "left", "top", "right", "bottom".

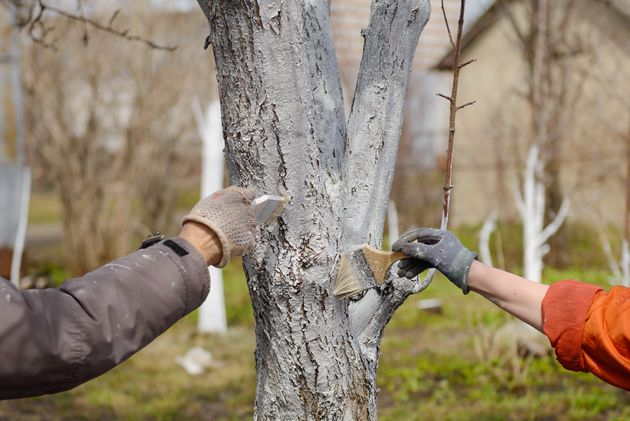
[{"left": 197, "top": 0, "right": 430, "bottom": 419}]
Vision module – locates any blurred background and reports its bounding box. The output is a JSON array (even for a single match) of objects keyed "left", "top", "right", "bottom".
[{"left": 0, "top": 0, "right": 629, "bottom": 419}]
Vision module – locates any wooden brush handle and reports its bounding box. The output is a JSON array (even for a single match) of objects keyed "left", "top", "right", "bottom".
[
  {"left": 364, "top": 247, "right": 409, "bottom": 283},
  {"left": 386, "top": 251, "right": 408, "bottom": 266}
]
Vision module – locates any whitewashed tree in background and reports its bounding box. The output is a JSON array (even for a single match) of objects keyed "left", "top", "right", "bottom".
[
  {"left": 514, "top": 145, "right": 569, "bottom": 283},
  {"left": 193, "top": 99, "right": 227, "bottom": 334},
  {"left": 0, "top": 166, "right": 30, "bottom": 286},
  {"left": 606, "top": 122, "right": 630, "bottom": 287},
  {"left": 478, "top": 212, "right": 497, "bottom": 267},
  {"left": 509, "top": 0, "right": 568, "bottom": 284}
]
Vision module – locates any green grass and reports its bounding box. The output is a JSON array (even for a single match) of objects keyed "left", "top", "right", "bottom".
[
  {"left": 1, "top": 266, "right": 627, "bottom": 420},
  {"left": 376, "top": 273, "right": 630, "bottom": 420}
]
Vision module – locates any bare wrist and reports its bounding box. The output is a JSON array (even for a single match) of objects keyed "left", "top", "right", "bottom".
[
  {"left": 467, "top": 260, "right": 490, "bottom": 293},
  {"left": 180, "top": 222, "right": 223, "bottom": 266}
]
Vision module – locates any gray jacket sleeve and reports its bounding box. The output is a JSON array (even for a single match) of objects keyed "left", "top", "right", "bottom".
[{"left": 0, "top": 237, "right": 210, "bottom": 400}]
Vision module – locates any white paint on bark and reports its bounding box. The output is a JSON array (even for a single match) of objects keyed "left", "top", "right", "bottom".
[
  {"left": 514, "top": 145, "right": 569, "bottom": 283},
  {"left": 479, "top": 213, "right": 496, "bottom": 267},
  {"left": 196, "top": 0, "right": 430, "bottom": 418},
  {"left": 11, "top": 168, "right": 30, "bottom": 287}
]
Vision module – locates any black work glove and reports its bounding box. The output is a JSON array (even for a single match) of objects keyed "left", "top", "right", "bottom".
[{"left": 392, "top": 228, "right": 477, "bottom": 294}]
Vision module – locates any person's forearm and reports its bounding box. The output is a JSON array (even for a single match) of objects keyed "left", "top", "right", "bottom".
[
  {"left": 467, "top": 261, "right": 548, "bottom": 331},
  {"left": 0, "top": 237, "right": 210, "bottom": 399}
]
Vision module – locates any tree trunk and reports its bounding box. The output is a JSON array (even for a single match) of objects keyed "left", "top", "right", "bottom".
[
  {"left": 197, "top": 0, "right": 430, "bottom": 418},
  {"left": 195, "top": 100, "right": 228, "bottom": 334}
]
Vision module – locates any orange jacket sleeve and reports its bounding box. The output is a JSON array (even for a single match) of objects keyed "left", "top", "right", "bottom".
[{"left": 542, "top": 280, "right": 630, "bottom": 390}]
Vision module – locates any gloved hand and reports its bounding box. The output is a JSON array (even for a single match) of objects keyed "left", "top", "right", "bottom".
[
  {"left": 392, "top": 228, "right": 477, "bottom": 294},
  {"left": 182, "top": 186, "right": 257, "bottom": 268}
]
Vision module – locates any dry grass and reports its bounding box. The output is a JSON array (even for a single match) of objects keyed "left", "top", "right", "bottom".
[{"left": 1, "top": 263, "right": 629, "bottom": 420}]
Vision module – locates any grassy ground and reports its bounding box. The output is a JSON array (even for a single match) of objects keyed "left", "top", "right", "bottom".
[
  {"left": 12, "top": 193, "right": 629, "bottom": 419},
  {"left": 1, "top": 263, "right": 628, "bottom": 420}
]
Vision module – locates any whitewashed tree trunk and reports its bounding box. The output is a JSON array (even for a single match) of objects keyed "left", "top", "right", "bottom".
[
  {"left": 196, "top": 1, "right": 430, "bottom": 418},
  {"left": 602, "top": 122, "right": 630, "bottom": 286},
  {"left": 193, "top": 99, "right": 227, "bottom": 334},
  {"left": 478, "top": 213, "right": 497, "bottom": 267},
  {"left": 514, "top": 145, "right": 569, "bottom": 283},
  {"left": 0, "top": 165, "right": 30, "bottom": 286}
]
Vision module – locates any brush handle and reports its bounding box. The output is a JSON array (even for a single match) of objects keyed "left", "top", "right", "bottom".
[
  {"left": 252, "top": 195, "right": 287, "bottom": 224},
  {"left": 363, "top": 246, "right": 408, "bottom": 284}
]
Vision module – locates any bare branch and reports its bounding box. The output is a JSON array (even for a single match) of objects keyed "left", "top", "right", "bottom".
[
  {"left": 436, "top": 93, "right": 453, "bottom": 102},
  {"left": 108, "top": 9, "right": 120, "bottom": 28},
  {"left": 539, "top": 197, "right": 570, "bottom": 245},
  {"left": 596, "top": 222, "right": 622, "bottom": 280},
  {"left": 497, "top": 0, "right": 528, "bottom": 48},
  {"left": 13, "top": 1, "right": 176, "bottom": 51},
  {"left": 420, "top": 0, "right": 475, "bottom": 289},
  {"left": 440, "top": 0, "right": 455, "bottom": 49},
  {"left": 441, "top": 0, "right": 470, "bottom": 226},
  {"left": 479, "top": 213, "right": 498, "bottom": 267},
  {"left": 459, "top": 58, "right": 477, "bottom": 69},
  {"left": 513, "top": 181, "right": 526, "bottom": 218},
  {"left": 457, "top": 100, "right": 476, "bottom": 110}
]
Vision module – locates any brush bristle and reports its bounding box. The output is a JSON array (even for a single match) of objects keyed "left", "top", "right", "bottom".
[
  {"left": 333, "top": 246, "right": 407, "bottom": 298},
  {"left": 333, "top": 251, "right": 374, "bottom": 298}
]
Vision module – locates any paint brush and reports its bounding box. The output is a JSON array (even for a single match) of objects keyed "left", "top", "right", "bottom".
[
  {"left": 252, "top": 195, "right": 288, "bottom": 224},
  {"left": 333, "top": 245, "right": 407, "bottom": 298}
]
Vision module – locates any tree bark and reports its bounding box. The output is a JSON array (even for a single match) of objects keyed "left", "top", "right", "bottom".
[{"left": 197, "top": 0, "right": 430, "bottom": 419}]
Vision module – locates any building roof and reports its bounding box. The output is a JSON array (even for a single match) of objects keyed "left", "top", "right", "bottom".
[
  {"left": 331, "top": 0, "right": 492, "bottom": 84},
  {"left": 435, "top": 0, "right": 630, "bottom": 70}
]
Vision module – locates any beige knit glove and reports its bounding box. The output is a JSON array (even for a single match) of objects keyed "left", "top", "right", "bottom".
[{"left": 182, "top": 187, "right": 257, "bottom": 268}]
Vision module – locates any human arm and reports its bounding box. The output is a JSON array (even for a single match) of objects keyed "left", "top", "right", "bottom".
[
  {"left": 0, "top": 187, "right": 256, "bottom": 399},
  {"left": 393, "top": 229, "right": 548, "bottom": 331},
  {"left": 466, "top": 261, "right": 548, "bottom": 332},
  {"left": 0, "top": 236, "right": 211, "bottom": 400},
  {"left": 394, "top": 228, "right": 630, "bottom": 390},
  {"left": 542, "top": 280, "right": 630, "bottom": 390}
]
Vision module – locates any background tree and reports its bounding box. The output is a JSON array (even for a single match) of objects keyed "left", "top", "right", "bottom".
[
  {"left": 196, "top": 0, "right": 430, "bottom": 418},
  {"left": 498, "top": 0, "right": 589, "bottom": 266},
  {"left": 24, "top": 8, "right": 213, "bottom": 273}
]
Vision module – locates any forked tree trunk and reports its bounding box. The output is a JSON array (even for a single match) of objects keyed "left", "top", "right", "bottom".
[
  {"left": 196, "top": 1, "right": 430, "bottom": 418},
  {"left": 515, "top": 146, "right": 569, "bottom": 284}
]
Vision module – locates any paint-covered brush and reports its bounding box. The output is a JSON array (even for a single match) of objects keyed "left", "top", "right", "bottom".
[
  {"left": 333, "top": 245, "right": 407, "bottom": 298},
  {"left": 252, "top": 195, "right": 288, "bottom": 224}
]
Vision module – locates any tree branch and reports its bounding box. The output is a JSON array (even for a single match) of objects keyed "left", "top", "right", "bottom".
[
  {"left": 437, "top": 93, "right": 453, "bottom": 102},
  {"left": 513, "top": 181, "right": 526, "bottom": 218},
  {"left": 10, "top": 0, "right": 177, "bottom": 51},
  {"left": 420, "top": 0, "right": 473, "bottom": 289},
  {"left": 457, "top": 100, "right": 476, "bottom": 110},
  {"left": 350, "top": 270, "right": 420, "bottom": 358},
  {"left": 539, "top": 197, "right": 570, "bottom": 245},
  {"left": 341, "top": 0, "right": 430, "bottom": 248},
  {"left": 596, "top": 222, "right": 622, "bottom": 280},
  {"left": 441, "top": 0, "right": 455, "bottom": 48}
]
